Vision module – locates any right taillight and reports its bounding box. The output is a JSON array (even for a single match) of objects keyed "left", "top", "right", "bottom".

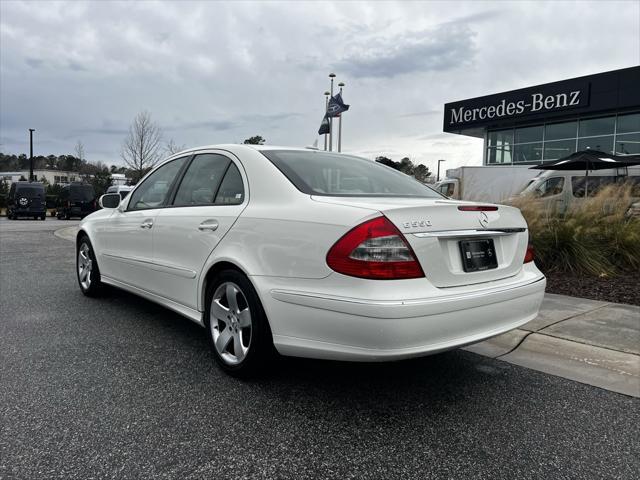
[
  {"left": 326, "top": 216, "right": 424, "bottom": 280},
  {"left": 524, "top": 244, "right": 535, "bottom": 263}
]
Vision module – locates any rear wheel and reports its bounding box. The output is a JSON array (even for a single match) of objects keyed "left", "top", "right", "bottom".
[
  {"left": 205, "top": 269, "right": 274, "bottom": 377},
  {"left": 77, "top": 236, "right": 102, "bottom": 296}
]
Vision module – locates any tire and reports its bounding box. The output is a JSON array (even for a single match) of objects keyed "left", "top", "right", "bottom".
[
  {"left": 204, "top": 269, "right": 274, "bottom": 377},
  {"left": 76, "top": 236, "right": 103, "bottom": 297},
  {"left": 40, "top": 215, "right": 46, "bottom": 221}
]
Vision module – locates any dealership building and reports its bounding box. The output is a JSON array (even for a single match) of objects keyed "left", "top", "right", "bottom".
[{"left": 443, "top": 66, "right": 640, "bottom": 165}]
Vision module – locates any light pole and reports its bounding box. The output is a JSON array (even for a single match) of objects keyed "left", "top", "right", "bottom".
[
  {"left": 337, "top": 82, "right": 345, "bottom": 152},
  {"left": 437, "top": 159, "right": 446, "bottom": 182},
  {"left": 328, "top": 73, "right": 336, "bottom": 151},
  {"left": 324, "top": 91, "right": 330, "bottom": 151},
  {"left": 29, "top": 128, "right": 35, "bottom": 182}
]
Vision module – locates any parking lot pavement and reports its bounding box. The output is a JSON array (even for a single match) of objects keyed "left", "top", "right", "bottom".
[{"left": 1, "top": 223, "right": 639, "bottom": 479}]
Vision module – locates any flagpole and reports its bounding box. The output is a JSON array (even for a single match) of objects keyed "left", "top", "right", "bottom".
[
  {"left": 324, "top": 91, "right": 330, "bottom": 151},
  {"left": 337, "top": 82, "right": 345, "bottom": 152},
  {"left": 329, "top": 73, "right": 336, "bottom": 151}
]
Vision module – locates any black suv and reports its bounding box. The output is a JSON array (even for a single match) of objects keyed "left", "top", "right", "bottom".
[
  {"left": 7, "top": 181, "right": 46, "bottom": 220},
  {"left": 56, "top": 183, "right": 97, "bottom": 219}
]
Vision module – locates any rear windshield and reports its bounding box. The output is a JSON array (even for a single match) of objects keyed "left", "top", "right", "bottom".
[
  {"left": 261, "top": 150, "right": 441, "bottom": 198},
  {"left": 17, "top": 186, "right": 44, "bottom": 198},
  {"left": 70, "top": 185, "right": 95, "bottom": 201}
]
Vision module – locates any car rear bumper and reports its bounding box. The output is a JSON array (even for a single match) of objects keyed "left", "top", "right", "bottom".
[{"left": 255, "top": 265, "right": 546, "bottom": 361}]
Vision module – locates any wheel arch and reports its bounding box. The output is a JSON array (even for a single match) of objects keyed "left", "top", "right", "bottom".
[{"left": 200, "top": 260, "right": 251, "bottom": 314}]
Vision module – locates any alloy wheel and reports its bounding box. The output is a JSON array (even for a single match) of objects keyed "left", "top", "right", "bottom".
[
  {"left": 210, "top": 282, "right": 252, "bottom": 365},
  {"left": 77, "top": 243, "right": 93, "bottom": 290}
]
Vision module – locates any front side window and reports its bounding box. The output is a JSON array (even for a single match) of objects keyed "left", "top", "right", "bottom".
[
  {"left": 173, "top": 154, "right": 230, "bottom": 206},
  {"left": 127, "top": 157, "right": 188, "bottom": 211},
  {"left": 262, "top": 150, "right": 441, "bottom": 198},
  {"left": 536, "top": 177, "right": 565, "bottom": 197}
]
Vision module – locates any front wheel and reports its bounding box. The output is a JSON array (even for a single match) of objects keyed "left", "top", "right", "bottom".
[
  {"left": 205, "top": 269, "right": 274, "bottom": 377},
  {"left": 76, "top": 236, "right": 103, "bottom": 296}
]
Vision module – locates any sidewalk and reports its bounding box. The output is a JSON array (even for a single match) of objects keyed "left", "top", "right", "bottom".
[{"left": 465, "top": 293, "right": 640, "bottom": 397}]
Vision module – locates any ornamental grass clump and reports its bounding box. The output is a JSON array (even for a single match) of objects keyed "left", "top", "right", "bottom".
[{"left": 513, "top": 184, "right": 640, "bottom": 276}]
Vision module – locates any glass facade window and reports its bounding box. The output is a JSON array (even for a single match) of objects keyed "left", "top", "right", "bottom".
[
  {"left": 513, "top": 143, "right": 543, "bottom": 163},
  {"left": 544, "top": 139, "right": 576, "bottom": 160},
  {"left": 579, "top": 116, "right": 615, "bottom": 137},
  {"left": 545, "top": 121, "right": 577, "bottom": 141},
  {"left": 577, "top": 135, "right": 614, "bottom": 153},
  {"left": 616, "top": 132, "right": 640, "bottom": 154},
  {"left": 486, "top": 111, "right": 639, "bottom": 164},
  {"left": 488, "top": 130, "right": 513, "bottom": 147},
  {"left": 514, "top": 125, "right": 543, "bottom": 144},
  {"left": 486, "top": 146, "right": 512, "bottom": 164},
  {"left": 617, "top": 112, "right": 640, "bottom": 134}
]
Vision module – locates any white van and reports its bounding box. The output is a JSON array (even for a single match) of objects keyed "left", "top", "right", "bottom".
[
  {"left": 106, "top": 185, "right": 133, "bottom": 200},
  {"left": 517, "top": 167, "right": 640, "bottom": 212}
]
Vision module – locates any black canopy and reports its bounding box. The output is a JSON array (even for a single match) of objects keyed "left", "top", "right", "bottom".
[{"left": 530, "top": 150, "right": 640, "bottom": 171}]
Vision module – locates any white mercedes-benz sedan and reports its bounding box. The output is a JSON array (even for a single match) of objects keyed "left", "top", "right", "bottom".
[{"left": 77, "top": 145, "right": 545, "bottom": 375}]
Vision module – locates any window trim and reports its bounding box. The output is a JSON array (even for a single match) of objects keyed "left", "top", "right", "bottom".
[{"left": 125, "top": 150, "right": 249, "bottom": 212}]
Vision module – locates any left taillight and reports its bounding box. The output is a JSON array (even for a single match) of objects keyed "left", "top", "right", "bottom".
[
  {"left": 326, "top": 216, "right": 425, "bottom": 280},
  {"left": 524, "top": 244, "right": 535, "bottom": 263}
]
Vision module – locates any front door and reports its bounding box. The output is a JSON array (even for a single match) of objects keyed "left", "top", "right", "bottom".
[
  {"left": 150, "top": 152, "right": 248, "bottom": 309},
  {"left": 96, "top": 156, "right": 189, "bottom": 290}
]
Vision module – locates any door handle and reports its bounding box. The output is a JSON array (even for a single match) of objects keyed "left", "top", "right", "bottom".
[
  {"left": 140, "top": 219, "right": 154, "bottom": 229},
  {"left": 198, "top": 219, "right": 219, "bottom": 232}
]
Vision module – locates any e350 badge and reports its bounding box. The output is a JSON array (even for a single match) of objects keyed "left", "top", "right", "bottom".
[{"left": 402, "top": 220, "right": 432, "bottom": 229}]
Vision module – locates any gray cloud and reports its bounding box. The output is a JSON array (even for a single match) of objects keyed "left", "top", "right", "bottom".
[
  {"left": 1, "top": 0, "right": 638, "bottom": 171},
  {"left": 333, "top": 24, "right": 476, "bottom": 78}
]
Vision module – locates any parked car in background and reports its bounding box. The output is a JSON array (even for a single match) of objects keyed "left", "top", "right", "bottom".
[
  {"left": 56, "top": 182, "right": 97, "bottom": 220},
  {"left": 516, "top": 167, "right": 640, "bottom": 213},
  {"left": 106, "top": 185, "right": 133, "bottom": 200},
  {"left": 435, "top": 166, "right": 539, "bottom": 203},
  {"left": 76, "top": 145, "right": 545, "bottom": 376},
  {"left": 7, "top": 181, "right": 46, "bottom": 220}
]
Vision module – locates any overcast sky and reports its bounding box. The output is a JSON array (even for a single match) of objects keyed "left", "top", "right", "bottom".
[{"left": 1, "top": 0, "right": 639, "bottom": 172}]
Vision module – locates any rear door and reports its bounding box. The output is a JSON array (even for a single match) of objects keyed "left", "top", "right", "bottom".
[{"left": 150, "top": 152, "right": 248, "bottom": 309}]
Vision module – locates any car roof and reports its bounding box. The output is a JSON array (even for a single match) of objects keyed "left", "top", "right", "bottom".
[{"left": 169, "top": 144, "right": 329, "bottom": 158}]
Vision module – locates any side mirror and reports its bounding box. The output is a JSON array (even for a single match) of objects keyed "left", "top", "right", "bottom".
[{"left": 99, "top": 193, "right": 121, "bottom": 209}]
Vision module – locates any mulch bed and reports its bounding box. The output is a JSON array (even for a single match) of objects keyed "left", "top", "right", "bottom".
[{"left": 543, "top": 269, "right": 640, "bottom": 306}]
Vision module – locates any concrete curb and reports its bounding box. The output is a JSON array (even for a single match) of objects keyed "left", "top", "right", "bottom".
[
  {"left": 465, "top": 294, "right": 640, "bottom": 397},
  {"left": 54, "top": 226, "right": 79, "bottom": 242}
]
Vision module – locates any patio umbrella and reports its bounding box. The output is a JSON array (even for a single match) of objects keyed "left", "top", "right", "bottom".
[{"left": 530, "top": 150, "right": 640, "bottom": 197}]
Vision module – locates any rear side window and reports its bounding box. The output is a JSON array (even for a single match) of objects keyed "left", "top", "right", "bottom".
[
  {"left": 173, "top": 154, "right": 230, "bottom": 206},
  {"left": 128, "top": 157, "right": 188, "bottom": 211},
  {"left": 215, "top": 163, "right": 244, "bottom": 204},
  {"left": 571, "top": 176, "right": 616, "bottom": 197},
  {"left": 261, "top": 150, "right": 441, "bottom": 198}
]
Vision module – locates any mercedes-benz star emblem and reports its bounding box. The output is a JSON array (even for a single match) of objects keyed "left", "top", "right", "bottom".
[{"left": 478, "top": 211, "right": 489, "bottom": 229}]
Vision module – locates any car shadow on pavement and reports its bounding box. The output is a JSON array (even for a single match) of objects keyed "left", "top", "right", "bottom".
[{"left": 99, "top": 284, "right": 505, "bottom": 409}]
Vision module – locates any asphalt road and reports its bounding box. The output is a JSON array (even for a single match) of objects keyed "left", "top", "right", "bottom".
[{"left": 1, "top": 219, "right": 638, "bottom": 479}]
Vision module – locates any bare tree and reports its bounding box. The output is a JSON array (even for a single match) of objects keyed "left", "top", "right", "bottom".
[
  {"left": 75, "top": 140, "right": 85, "bottom": 162},
  {"left": 165, "top": 138, "right": 186, "bottom": 155},
  {"left": 121, "top": 111, "right": 163, "bottom": 181}
]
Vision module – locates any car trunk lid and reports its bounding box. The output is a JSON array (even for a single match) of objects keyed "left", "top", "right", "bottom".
[{"left": 312, "top": 196, "right": 529, "bottom": 287}]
